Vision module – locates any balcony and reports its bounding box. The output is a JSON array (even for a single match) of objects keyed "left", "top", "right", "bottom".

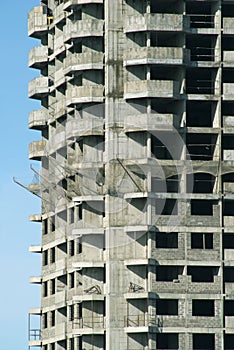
[
  {"left": 29, "top": 276, "right": 42, "bottom": 284},
  {"left": 29, "top": 245, "right": 42, "bottom": 253},
  {"left": 63, "top": 0, "right": 103, "bottom": 11},
  {"left": 28, "top": 45, "right": 48, "bottom": 69},
  {"left": 124, "top": 314, "right": 158, "bottom": 333},
  {"left": 28, "top": 329, "right": 41, "bottom": 348},
  {"left": 124, "top": 80, "right": 182, "bottom": 99},
  {"left": 223, "top": 83, "right": 234, "bottom": 100},
  {"left": 53, "top": 34, "right": 66, "bottom": 57},
  {"left": 54, "top": 68, "right": 66, "bottom": 88},
  {"left": 187, "top": 14, "right": 218, "bottom": 34},
  {"left": 28, "top": 109, "right": 47, "bottom": 130},
  {"left": 53, "top": 98, "right": 67, "bottom": 120},
  {"left": 29, "top": 140, "right": 47, "bottom": 160},
  {"left": 64, "top": 52, "right": 104, "bottom": 75},
  {"left": 53, "top": 3, "right": 66, "bottom": 25},
  {"left": 71, "top": 316, "right": 105, "bottom": 335},
  {"left": 223, "top": 18, "right": 234, "bottom": 35},
  {"left": 123, "top": 113, "right": 174, "bottom": 132},
  {"left": 66, "top": 85, "right": 104, "bottom": 105},
  {"left": 49, "top": 131, "right": 66, "bottom": 153},
  {"left": 64, "top": 19, "right": 104, "bottom": 42},
  {"left": 28, "top": 6, "right": 48, "bottom": 38},
  {"left": 123, "top": 47, "right": 189, "bottom": 66},
  {"left": 66, "top": 118, "right": 103, "bottom": 139},
  {"left": 124, "top": 13, "right": 186, "bottom": 33},
  {"left": 28, "top": 77, "right": 49, "bottom": 100},
  {"left": 223, "top": 51, "right": 234, "bottom": 67}
]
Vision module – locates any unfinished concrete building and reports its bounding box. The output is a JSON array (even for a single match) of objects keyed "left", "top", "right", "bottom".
[{"left": 27, "top": 0, "right": 234, "bottom": 349}]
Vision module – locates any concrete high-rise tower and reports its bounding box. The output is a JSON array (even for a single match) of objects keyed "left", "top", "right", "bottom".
[{"left": 27, "top": 0, "right": 234, "bottom": 349}]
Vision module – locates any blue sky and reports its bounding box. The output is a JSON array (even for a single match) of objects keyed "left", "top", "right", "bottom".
[{"left": 0, "top": 1, "right": 43, "bottom": 348}]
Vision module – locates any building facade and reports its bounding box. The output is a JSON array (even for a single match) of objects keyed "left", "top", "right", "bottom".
[{"left": 28, "top": 0, "right": 234, "bottom": 349}]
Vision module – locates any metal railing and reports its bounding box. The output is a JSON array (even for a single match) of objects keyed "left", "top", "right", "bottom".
[
  {"left": 29, "top": 329, "right": 41, "bottom": 340},
  {"left": 72, "top": 316, "right": 105, "bottom": 329}
]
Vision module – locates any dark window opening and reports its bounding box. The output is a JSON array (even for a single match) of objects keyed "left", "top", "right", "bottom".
[
  {"left": 192, "top": 300, "right": 214, "bottom": 316},
  {"left": 51, "top": 310, "right": 55, "bottom": 327},
  {"left": 186, "top": 101, "right": 214, "bottom": 127},
  {"left": 70, "top": 272, "right": 75, "bottom": 289},
  {"left": 43, "top": 250, "right": 48, "bottom": 266},
  {"left": 151, "top": 135, "right": 173, "bottom": 160},
  {"left": 186, "top": 133, "right": 215, "bottom": 161},
  {"left": 152, "top": 175, "right": 178, "bottom": 193},
  {"left": 225, "top": 334, "right": 234, "bottom": 350},
  {"left": 191, "top": 233, "right": 213, "bottom": 249},
  {"left": 70, "top": 240, "right": 75, "bottom": 256},
  {"left": 43, "top": 219, "right": 48, "bottom": 235},
  {"left": 51, "top": 279, "right": 56, "bottom": 295},
  {"left": 224, "top": 267, "right": 234, "bottom": 282},
  {"left": 51, "top": 216, "right": 55, "bottom": 232},
  {"left": 187, "top": 266, "right": 218, "bottom": 282},
  {"left": 78, "top": 241, "right": 82, "bottom": 254},
  {"left": 43, "top": 313, "right": 48, "bottom": 329},
  {"left": 157, "top": 333, "right": 178, "bottom": 350},
  {"left": 43, "top": 282, "right": 48, "bottom": 297},
  {"left": 224, "top": 300, "right": 234, "bottom": 316},
  {"left": 155, "top": 199, "right": 178, "bottom": 215},
  {"left": 193, "top": 333, "right": 215, "bottom": 350},
  {"left": 191, "top": 200, "right": 214, "bottom": 216},
  {"left": 223, "top": 233, "right": 234, "bottom": 249},
  {"left": 187, "top": 173, "right": 215, "bottom": 194},
  {"left": 156, "top": 266, "right": 183, "bottom": 282},
  {"left": 224, "top": 200, "right": 234, "bottom": 216},
  {"left": 51, "top": 247, "right": 56, "bottom": 263},
  {"left": 156, "top": 299, "right": 178, "bottom": 316},
  {"left": 186, "top": 69, "right": 214, "bottom": 94},
  {"left": 156, "top": 232, "right": 178, "bottom": 248}
]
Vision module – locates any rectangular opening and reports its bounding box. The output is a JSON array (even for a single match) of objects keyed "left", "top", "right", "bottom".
[
  {"left": 43, "top": 313, "right": 47, "bottom": 329},
  {"left": 43, "top": 281, "right": 48, "bottom": 297},
  {"left": 223, "top": 233, "right": 234, "bottom": 248},
  {"left": 223, "top": 200, "right": 234, "bottom": 216},
  {"left": 69, "top": 272, "right": 75, "bottom": 289},
  {"left": 186, "top": 100, "right": 215, "bottom": 127},
  {"left": 187, "top": 133, "right": 216, "bottom": 161},
  {"left": 156, "top": 266, "right": 183, "bottom": 281},
  {"left": 51, "top": 279, "right": 56, "bottom": 295},
  {"left": 43, "top": 250, "right": 48, "bottom": 265},
  {"left": 191, "top": 200, "right": 214, "bottom": 216},
  {"left": 224, "top": 301, "right": 234, "bottom": 316},
  {"left": 50, "top": 247, "right": 56, "bottom": 263},
  {"left": 156, "top": 299, "right": 178, "bottom": 315},
  {"left": 225, "top": 334, "right": 234, "bottom": 350},
  {"left": 51, "top": 310, "right": 55, "bottom": 327},
  {"left": 224, "top": 267, "right": 234, "bottom": 282},
  {"left": 155, "top": 199, "right": 178, "bottom": 215},
  {"left": 191, "top": 233, "right": 213, "bottom": 249},
  {"left": 69, "top": 240, "right": 75, "bottom": 256},
  {"left": 156, "top": 232, "right": 178, "bottom": 248},
  {"left": 192, "top": 300, "right": 214, "bottom": 316},
  {"left": 157, "top": 333, "right": 178, "bottom": 350},
  {"left": 187, "top": 266, "right": 218, "bottom": 282},
  {"left": 193, "top": 333, "right": 215, "bottom": 350},
  {"left": 43, "top": 218, "right": 48, "bottom": 235}
]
